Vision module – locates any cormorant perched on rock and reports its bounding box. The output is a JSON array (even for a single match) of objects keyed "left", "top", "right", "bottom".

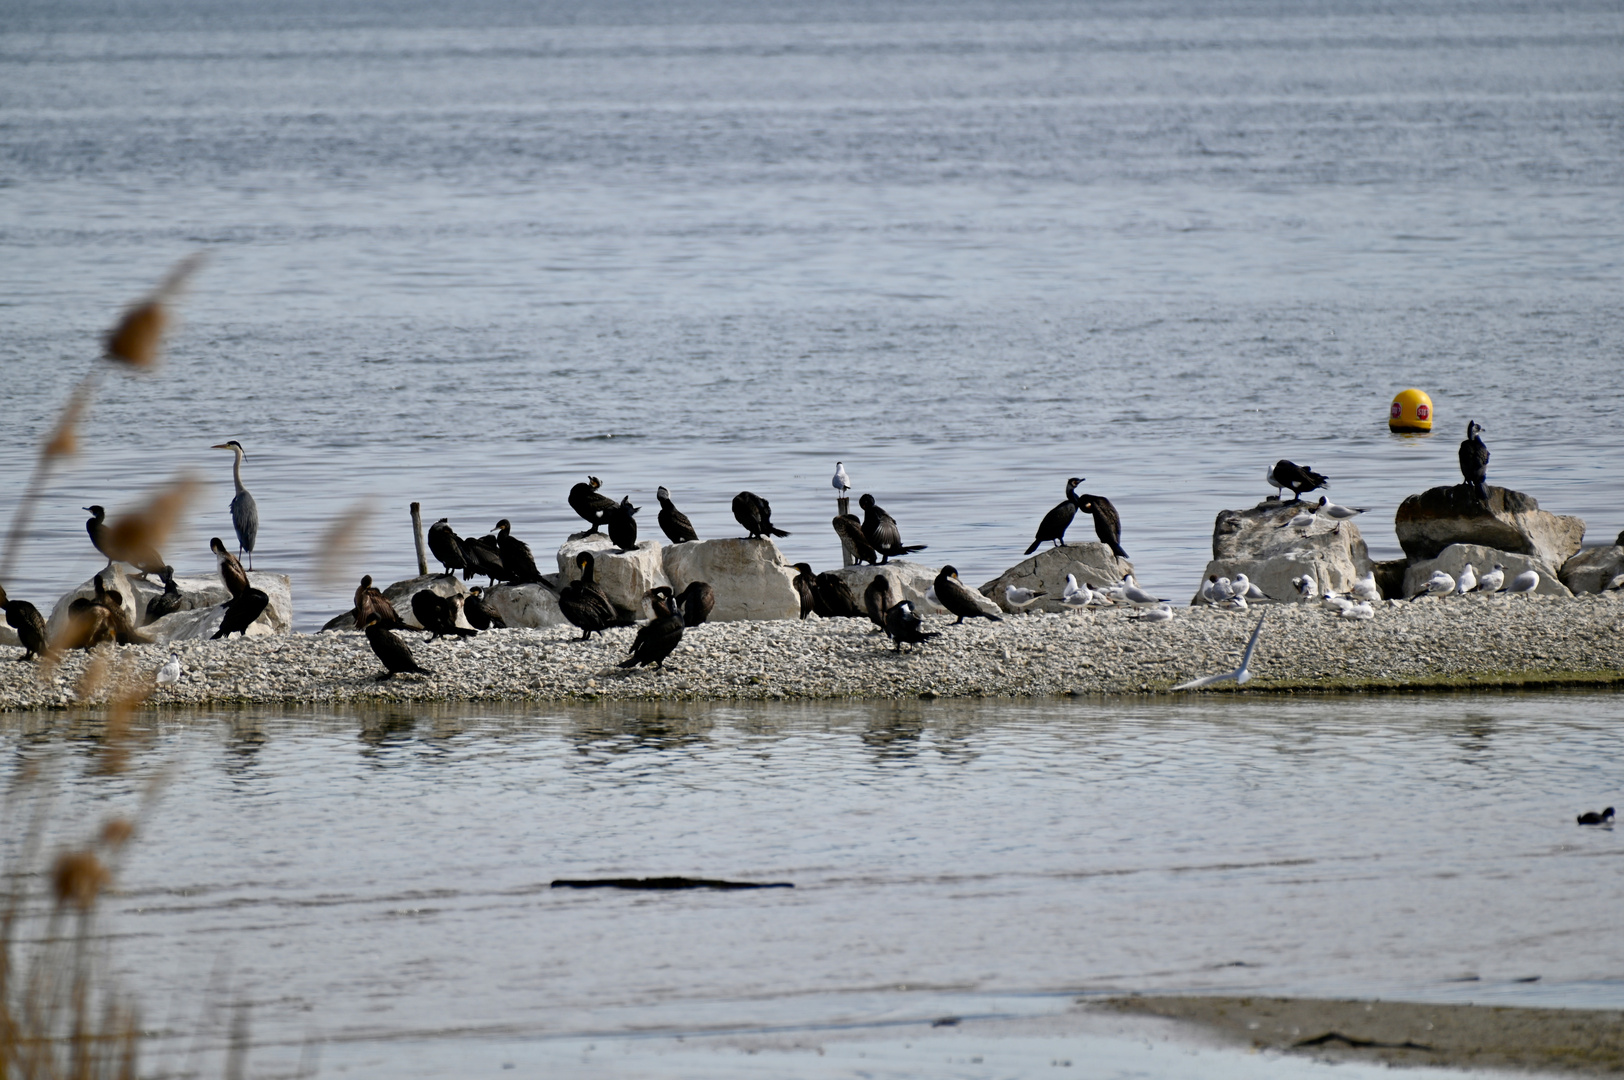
[
  {"left": 814, "top": 572, "right": 864, "bottom": 618},
  {"left": 558, "top": 551, "right": 617, "bottom": 641},
  {"left": 212, "top": 587, "right": 269, "bottom": 639},
  {"left": 732, "top": 492, "right": 789, "bottom": 539},
  {"left": 1076, "top": 494, "right": 1128, "bottom": 559},
  {"left": 656, "top": 487, "right": 698, "bottom": 544},
  {"left": 85, "top": 505, "right": 165, "bottom": 576},
  {"left": 211, "top": 537, "right": 250, "bottom": 599},
  {"left": 427, "top": 518, "right": 468, "bottom": 578},
  {"left": 605, "top": 496, "right": 640, "bottom": 553},
  {"left": 459, "top": 531, "right": 505, "bottom": 587},
  {"left": 1266, "top": 460, "right": 1329, "bottom": 502},
  {"left": 568, "top": 476, "right": 617, "bottom": 534},
  {"left": 355, "top": 574, "right": 405, "bottom": 630},
  {"left": 933, "top": 566, "right": 1003, "bottom": 624},
  {"left": 211, "top": 440, "right": 259, "bottom": 569},
  {"left": 73, "top": 574, "right": 145, "bottom": 645},
  {"left": 1459, "top": 420, "right": 1489, "bottom": 501},
  {"left": 674, "top": 581, "right": 715, "bottom": 627},
  {"left": 363, "top": 611, "right": 432, "bottom": 680},
  {"left": 863, "top": 574, "right": 894, "bottom": 631},
  {"left": 0, "top": 585, "right": 48, "bottom": 661},
  {"left": 412, "top": 590, "right": 476, "bottom": 640},
  {"left": 858, "top": 494, "right": 927, "bottom": 563},
  {"left": 145, "top": 566, "right": 185, "bottom": 623},
  {"left": 57, "top": 602, "right": 112, "bottom": 651},
  {"left": 792, "top": 563, "right": 816, "bottom": 619},
  {"left": 620, "top": 587, "right": 684, "bottom": 670},
  {"left": 493, "top": 519, "right": 546, "bottom": 585},
  {"left": 832, "top": 515, "right": 880, "bottom": 565},
  {"left": 885, "top": 600, "right": 937, "bottom": 652},
  {"left": 1024, "top": 478, "right": 1084, "bottom": 554},
  {"left": 463, "top": 585, "right": 506, "bottom": 630}
]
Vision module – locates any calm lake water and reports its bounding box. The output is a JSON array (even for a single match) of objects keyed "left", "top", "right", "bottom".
[{"left": 3, "top": 693, "right": 1621, "bottom": 1077}]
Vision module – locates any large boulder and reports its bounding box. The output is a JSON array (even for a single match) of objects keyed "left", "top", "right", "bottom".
[
  {"left": 978, "top": 543, "right": 1131, "bottom": 613},
  {"left": 557, "top": 536, "right": 669, "bottom": 620},
  {"left": 141, "top": 573, "right": 295, "bottom": 643},
  {"left": 320, "top": 574, "right": 468, "bottom": 631},
  {"left": 1394, "top": 485, "right": 1584, "bottom": 566},
  {"left": 1193, "top": 499, "right": 1375, "bottom": 603},
  {"left": 1402, "top": 543, "right": 1570, "bottom": 599},
  {"left": 46, "top": 565, "right": 141, "bottom": 640},
  {"left": 482, "top": 583, "right": 569, "bottom": 629},
  {"left": 826, "top": 560, "right": 948, "bottom": 615},
  {"left": 662, "top": 538, "right": 801, "bottom": 622},
  {"left": 1558, "top": 545, "right": 1624, "bottom": 595}
]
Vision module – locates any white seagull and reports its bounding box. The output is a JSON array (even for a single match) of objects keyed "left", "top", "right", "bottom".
[
  {"left": 1118, "top": 574, "right": 1167, "bottom": 607},
  {"left": 1172, "top": 613, "right": 1265, "bottom": 690},
  {"left": 1509, "top": 569, "right": 1540, "bottom": 594},
  {"left": 1418, "top": 569, "right": 1456, "bottom": 598},
  {"left": 1004, "top": 585, "right": 1047, "bottom": 610},
  {"left": 1128, "top": 603, "right": 1174, "bottom": 622},
  {"left": 1293, "top": 573, "right": 1316, "bottom": 599},
  {"left": 1322, "top": 592, "right": 1354, "bottom": 613},
  {"left": 1200, "top": 575, "right": 1230, "bottom": 605},
  {"left": 1477, "top": 564, "right": 1505, "bottom": 592},
  {"left": 155, "top": 651, "right": 182, "bottom": 686},
  {"left": 1278, "top": 508, "right": 1317, "bottom": 532},
  {"left": 1457, "top": 563, "right": 1478, "bottom": 594},
  {"left": 1062, "top": 574, "right": 1084, "bottom": 601},
  {"left": 1316, "top": 496, "right": 1368, "bottom": 521},
  {"left": 1232, "top": 573, "right": 1266, "bottom": 600},
  {"left": 832, "top": 461, "right": 851, "bottom": 495},
  {"left": 1350, "top": 570, "right": 1379, "bottom": 602},
  {"left": 1218, "top": 593, "right": 1249, "bottom": 612},
  {"left": 1340, "top": 600, "right": 1376, "bottom": 620}
]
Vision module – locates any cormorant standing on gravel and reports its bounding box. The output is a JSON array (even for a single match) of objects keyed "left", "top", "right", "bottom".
[
  {"left": 1267, "top": 460, "right": 1329, "bottom": 502},
  {"left": 732, "top": 492, "right": 789, "bottom": 539},
  {"left": 428, "top": 518, "right": 468, "bottom": 577},
  {"left": 558, "top": 551, "right": 617, "bottom": 640},
  {"left": 1024, "top": 478, "right": 1084, "bottom": 554},
  {"left": 569, "top": 476, "right": 617, "bottom": 534},
  {"left": 494, "top": 519, "right": 546, "bottom": 584},
  {"left": 363, "top": 611, "right": 432, "bottom": 680},
  {"left": 832, "top": 515, "right": 880, "bottom": 565},
  {"left": 212, "top": 587, "right": 269, "bottom": 639},
  {"left": 858, "top": 494, "right": 927, "bottom": 563},
  {"left": 933, "top": 566, "right": 1003, "bottom": 624},
  {"left": 0, "top": 585, "right": 48, "bottom": 661},
  {"left": 145, "top": 566, "right": 185, "bottom": 623},
  {"left": 1077, "top": 494, "right": 1128, "bottom": 559},
  {"left": 863, "top": 574, "right": 894, "bottom": 631},
  {"left": 885, "top": 600, "right": 937, "bottom": 651},
  {"left": 620, "top": 587, "right": 684, "bottom": 670},
  {"left": 605, "top": 496, "right": 640, "bottom": 553},
  {"left": 1459, "top": 420, "right": 1490, "bottom": 501},
  {"left": 656, "top": 486, "right": 698, "bottom": 544},
  {"left": 814, "top": 572, "right": 863, "bottom": 618},
  {"left": 355, "top": 574, "right": 405, "bottom": 630},
  {"left": 792, "top": 563, "right": 816, "bottom": 619},
  {"left": 211, "top": 537, "right": 250, "bottom": 599},
  {"left": 412, "top": 590, "right": 476, "bottom": 640},
  {"left": 463, "top": 585, "right": 506, "bottom": 630},
  {"left": 674, "top": 581, "right": 715, "bottom": 627}
]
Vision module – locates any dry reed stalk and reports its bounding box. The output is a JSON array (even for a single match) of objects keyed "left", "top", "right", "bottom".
[{"left": 312, "top": 500, "right": 376, "bottom": 590}]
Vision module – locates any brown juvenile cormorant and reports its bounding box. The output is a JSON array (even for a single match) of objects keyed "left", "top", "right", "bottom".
[
  {"left": 211, "top": 537, "right": 250, "bottom": 599},
  {"left": 933, "top": 566, "right": 1003, "bottom": 624},
  {"left": 858, "top": 494, "right": 927, "bottom": 563},
  {"left": 412, "top": 590, "right": 477, "bottom": 640},
  {"left": 211, "top": 440, "right": 258, "bottom": 569},
  {"left": 832, "top": 514, "right": 880, "bottom": 565},
  {"left": 792, "top": 563, "right": 816, "bottom": 619},
  {"left": 85, "top": 505, "right": 165, "bottom": 576},
  {"left": 363, "top": 611, "right": 432, "bottom": 680},
  {"left": 1076, "top": 494, "right": 1128, "bottom": 559},
  {"left": 212, "top": 587, "right": 269, "bottom": 639},
  {"left": 1024, "top": 478, "right": 1085, "bottom": 554},
  {"left": 656, "top": 486, "right": 698, "bottom": 544},
  {"left": 558, "top": 551, "right": 617, "bottom": 640},
  {"left": 0, "top": 585, "right": 48, "bottom": 661},
  {"left": 863, "top": 574, "right": 894, "bottom": 632},
  {"left": 462, "top": 585, "right": 506, "bottom": 630},
  {"left": 72, "top": 573, "right": 145, "bottom": 645},
  {"left": 814, "top": 572, "right": 864, "bottom": 618},
  {"left": 674, "top": 581, "right": 715, "bottom": 627},
  {"left": 459, "top": 531, "right": 505, "bottom": 586},
  {"left": 568, "top": 476, "right": 617, "bottom": 534},
  {"left": 355, "top": 574, "right": 405, "bottom": 630},
  {"left": 427, "top": 518, "right": 468, "bottom": 577},
  {"left": 1459, "top": 420, "right": 1490, "bottom": 501},
  {"left": 619, "top": 587, "right": 683, "bottom": 670},
  {"left": 57, "top": 602, "right": 113, "bottom": 651},
  {"left": 605, "top": 496, "right": 640, "bottom": 553},
  {"left": 145, "top": 566, "right": 185, "bottom": 623},
  {"left": 1266, "top": 460, "right": 1329, "bottom": 502},
  {"left": 493, "top": 519, "right": 546, "bottom": 584},
  {"left": 885, "top": 600, "right": 937, "bottom": 652},
  {"left": 732, "top": 491, "right": 790, "bottom": 539}
]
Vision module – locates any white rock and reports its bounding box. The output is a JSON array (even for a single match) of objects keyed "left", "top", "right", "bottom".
[
  {"left": 978, "top": 543, "right": 1131, "bottom": 613},
  {"left": 557, "top": 536, "right": 670, "bottom": 619},
  {"left": 46, "top": 565, "right": 141, "bottom": 641},
  {"left": 1558, "top": 545, "right": 1624, "bottom": 595},
  {"left": 483, "top": 584, "right": 569, "bottom": 629},
  {"left": 125, "top": 573, "right": 231, "bottom": 627},
  {"left": 1193, "top": 499, "right": 1377, "bottom": 603},
  {"left": 1402, "top": 544, "right": 1570, "bottom": 599},
  {"left": 662, "top": 538, "right": 801, "bottom": 622},
  {"left": 824, "top": 560, "right": 947, "bottom": 615}
]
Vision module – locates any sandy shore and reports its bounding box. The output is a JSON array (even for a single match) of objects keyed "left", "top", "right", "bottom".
[
  {"left": 3, "top": 590, "right": 1623, "bottom": 711},
  {"left": 1097, "top": 995, "right": 1624, "bottom": 1074}
]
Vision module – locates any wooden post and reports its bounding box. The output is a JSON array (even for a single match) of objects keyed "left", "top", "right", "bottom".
[
  {"left": 410, "top": 502, "right": 428, "bottom": 577},
  {"left": 837, "top": 495, "right": 852, "bottom": 567}
]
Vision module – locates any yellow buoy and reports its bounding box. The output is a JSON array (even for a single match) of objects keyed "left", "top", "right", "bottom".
[{"left": 1389, "top": 388, "right": 1433, "bottom": 432}]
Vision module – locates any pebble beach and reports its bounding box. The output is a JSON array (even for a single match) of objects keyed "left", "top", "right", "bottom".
[{"left": 6, "top": 591, "right": 1622, "bottom": 711}]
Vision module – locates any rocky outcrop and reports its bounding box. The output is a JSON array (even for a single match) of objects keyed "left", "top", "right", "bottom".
[
  {"left": 483, "top": 584, "right": 568, "bottom": 629},
  {"left": 321, "top": 574, "right": 468, "bottom": 632},
  {"left": 1395, "top": 485, "right": 1584, "bottom": 566},
  {"left": 140, "top": 573, "right": 295, "bottom": 642},
  {"left": 557, "top": 536, "right": 669, "bottom": 620},
  {"left": 1401, "top": 543, "right": 1570, "bottom": 598},
  {"left": 978, "top": 543, "right": 1131, "bottom": 613},
  {"left": 46, "top": 565, "right": 142, "bottom": 640},
  {"left": 662, "top": 538, "right": 801, "bottom": 622},
  {"left": 1193, "top": 499, "right": 1375, "bottom": 603},
  {"left": 1558, "top": 545, "right": 1624, "bottom": 595},
  {"left": 827, "top": 560, "right": 948, "bottom": 615}
]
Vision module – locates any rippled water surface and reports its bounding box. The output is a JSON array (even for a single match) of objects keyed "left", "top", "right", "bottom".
[{"left": 4, "top": 693, "right": 1622, "bottom": 1076}]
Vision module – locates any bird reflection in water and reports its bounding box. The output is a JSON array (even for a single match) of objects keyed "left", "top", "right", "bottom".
[
  {"left": 357, "top": 710, "right": 417, "bottom": 760},
  {"left": 569, "top": 709, "right": 714, "bottom": 761}
]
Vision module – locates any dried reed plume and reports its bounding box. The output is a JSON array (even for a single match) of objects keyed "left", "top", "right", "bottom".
[{"left": 312, "top": 500, "right": 376, "bottom": 590}]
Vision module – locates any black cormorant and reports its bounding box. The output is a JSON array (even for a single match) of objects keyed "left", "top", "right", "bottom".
[
  {"left": 76, "top": 573, "right": 145, "bottom": 645},
  {"left": 212, "top": 587, "right": 269, "bottom": 639},
  {"left": 493, "top": 519, "right": 546, "bottom": 584},
  {"left": 933, "top": 566, "right": 1003, "bottom": 624},
  {"left": 427, "top": 518, "right": 468, "bottom": 577},
  {"left": 355, "top": 574, "right": 405, "bottom": 630},
  {"left": 814, "top": 572, "right": 863, "bottom": 618},
  {"left": 145, "top": 565, "right": 185, "bottom": 623},
  {"left": 1578, "top": 807, "right": 1615, "bottom": 825},
  {"left": 674, "top": 581, "right": 715, "bottom": 627},
  {"left": 568, "top": 476, "right": 617, "bottom": 534},
  {"left": 1076, "top": 494, "right": 1128, "bottom": 559},
  {"left": 558, "top": 551, "right": 617, "bottom": 640},
  {"left": 211, "top": 537, "right": 250, "bottom": 599},
  {"left": 1267, "top": 460, "right": 1329, "bottom": 502},
  {"left": 792, "top": 563, "right": 816, "bottom": 619},
  {"left": 832, "top": 514, "right": 880, "bottom": 565},
  {"left": 211, "top": 440, "right": 259, "bottom": 569},
  {"left": 1024, "top": 478, "right": 1084, "bottom": 554},
  {"left": 0, "top": 585, "right": 48, "bottom": 661},
  {"left": 463, "top": 585, "right": 506, "bottom": 630},
  {"left": 619, "top": 587, "right": 684, "bottom": 670},
  {"left": 732, "top": 492, "right": 790, "bottom": 539},
  {"left": 656, "top": 486, "right": 698, "bottom": 544},
  {"left": 605, "top": 496, "right": 640, "bottom": 553},
  {"left": 858, "top": 494, "right": 927, "bottom": 563},
  {"left": 863, "top": 574, "right": 894, "bottom": 631},
  {"left": 884, "top": 600, "right": 937, "bottom": 651},
  {"left": 363, "top": 612, "right": 432, "bottom": 680},
  {"left": 1459, "top": 420, "right": 1489, "bottom": 501},
  {"left": 459, "top": 531, "right": 506, "bottom": 587},
  {"left": 85, "top": 505, "right": 165, "bottom": 576},
  {"left": 412, "top": 590, "right": 477, "bottom": 640}
]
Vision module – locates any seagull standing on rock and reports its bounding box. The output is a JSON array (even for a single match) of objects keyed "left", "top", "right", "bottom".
[
  {"left": 1278, "top": 508, "right": 1317, "bottom": 532},
  {"left": 1316, "top": 496, "right": 1368, "bottom": 521}
]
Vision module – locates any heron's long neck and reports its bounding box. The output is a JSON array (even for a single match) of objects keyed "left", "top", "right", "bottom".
[{"left": 231, "top": 449, "right": 246, "bottom": 494}]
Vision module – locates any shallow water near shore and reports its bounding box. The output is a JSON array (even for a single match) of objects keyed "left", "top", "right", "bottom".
[{"left": 4, "top": 691, "right": 1621, "bottom": 1076}]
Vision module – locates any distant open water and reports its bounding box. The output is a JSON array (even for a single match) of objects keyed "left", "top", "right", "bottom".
[{"left": 2, "top": 0, "right": 1622, "bottom": 627}]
